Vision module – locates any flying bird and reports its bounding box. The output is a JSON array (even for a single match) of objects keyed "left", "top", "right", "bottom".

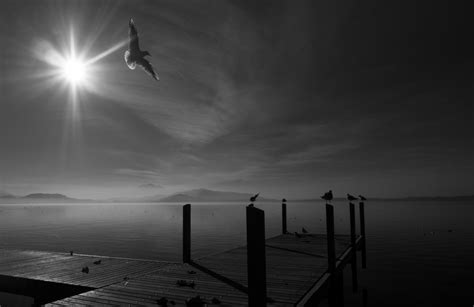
[
  {"left": 250, "top": 193, "right": 259, "bottom": 202},
  {"left": 347, "top": 194, "right": 358, "bottom": 201},
  {"left": 124, "top": 19, "right": 159, "bottom": 80},
  {"left": 321, "top": 190, "right": 333, "bottom": 203},
  {"left": 359, "top": 195, "right": 367, "bottom": 201}
]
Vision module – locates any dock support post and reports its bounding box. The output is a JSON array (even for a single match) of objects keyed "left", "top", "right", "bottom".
[
  {"left": 282, "top": 200, "right": 287, "bottom": 234},
  {"left": 359, "top": 202, "right": 367, "bottom": 268},
  {"left": 183, "top": 204, "right": 191, "bottom": 263},
  {"left": 349, "top": 202, "right": 358, "bottom": 292},
  {"left": 326, "top": 204, "right": 343, "bottom": 307},
  {"left": 246, "top": 205, "right": 267, "bottom": 307},
  {"left": 326, "top": 204, "right": 336, "bottom": 272}
]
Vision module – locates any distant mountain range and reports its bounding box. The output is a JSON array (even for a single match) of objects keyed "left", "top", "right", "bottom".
[
  {"left": 150, "top": 189, "right": 275, "bottom": 202},
  {"left": 1, "top": 189, "right": 473, "bottom": 203},
  {"left": 0, "top": 192, "right": 85, "bottom": 203}
]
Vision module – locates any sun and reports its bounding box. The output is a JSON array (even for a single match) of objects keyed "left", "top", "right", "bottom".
[{"left": 61, "top": 57, "right": 87, "bottom": 86}]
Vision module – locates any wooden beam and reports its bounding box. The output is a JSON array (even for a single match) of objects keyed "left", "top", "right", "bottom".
[
  {"left": 326, "top": 204, "right": 336, "bottom": 273},
  {"left": 246, "top": 205, "right": 267, "bottom": 307},
  {"left": 350, "top": 202, "right": 358, "bottom": 292},
  {"left": 282, "top": 201, "right": 287, "bottom": 234},
  {"left": 183, "top": 204, "right": 191, "bottom": 263},
  {"left": 359, "top": 202, "right": 367, "bottom": 268}
]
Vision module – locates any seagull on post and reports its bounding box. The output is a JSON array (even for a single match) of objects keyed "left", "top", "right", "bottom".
[
  {"left": 347, "top": 194, "right": 358, "bottom": 201},
  {"left": 321, "top": 190, "right": 333, "bottom": 204}
]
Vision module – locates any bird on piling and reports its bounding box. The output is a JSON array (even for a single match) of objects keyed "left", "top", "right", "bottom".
[
  {"left": 282, "top": 198, "right": 287, "bottom": 203},
  {"left": 321, "top": 190, "right": 333, "bottom": 203},
  {"left": 250, "top": 193, "right": 259, "bottom": 202},
  {"left": 124, "top": 19, "right": 159, "bottom": 80},
  {"left": 347, "top": 194, "right": 358, "bottom": 201},
  {"left": 359, "top": 195, "right": 367, "bottom": 201}
]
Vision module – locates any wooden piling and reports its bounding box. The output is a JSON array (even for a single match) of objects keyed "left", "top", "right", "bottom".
[
  {"left": 246, "top": 205, "right": 267, "bottom": 307},
  {"left": 326, "top": 204, "right": 336, "bottom": 272},
  {"left": 359, "top": 202, "right": 367, "bottom": 268},
  {"left": 282, "top": 201, "right": 287, "bottom": 234},
  {"left": 326, "top": 204, "right": 343, "bottom": 307},
  {"left": 183, "top": 204, "right": 191, "bottom": 263},
  {"left": 349, "top": 202, "right": 358, "bottom": 292}
]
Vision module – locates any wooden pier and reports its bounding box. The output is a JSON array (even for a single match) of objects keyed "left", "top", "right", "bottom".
[{"left": 0, "top": 201, "right": 367, "bottom": 306}]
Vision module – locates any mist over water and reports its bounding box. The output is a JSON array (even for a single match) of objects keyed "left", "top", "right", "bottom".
[{"left": 0, "top": 201, "right": 473, "bottom": 306}]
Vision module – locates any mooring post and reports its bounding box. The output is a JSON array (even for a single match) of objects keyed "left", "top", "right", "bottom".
[
  {"left": 326, "top": 204, "right": 343, "bottom": 307},
  {"left": 282, "top": 199, "right": 287, "bottom": 234},
  {"left": 246, "top": 205, "right": 267, "bottom": 307},
  {"left": 359, "top": 202, "right": 367, "bottom": 268},
  {"left": 183, "top": 204, "right": 191, "bottom": 263},
  {"left": 350, "top": 202, "right": 358, "bottom": 292},
  {"left": 326, "top": 204, "right": 336, "bottom": 272}
]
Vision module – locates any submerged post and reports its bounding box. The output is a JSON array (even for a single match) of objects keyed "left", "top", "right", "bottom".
[
  {"left": 350, "top": 202, "right": 358, "bottom": 292},
  {"left": 183, "top": 204, "right": 191, "bottom": 263},
  {"left": 246, "top": 205, "right": 267, "bottom": 307},
  {"left": 359, "top": 202, "right": 367, "bottom": 268},
  {"left": 282, "top": 199, "right": 287, "bottom": 234}
]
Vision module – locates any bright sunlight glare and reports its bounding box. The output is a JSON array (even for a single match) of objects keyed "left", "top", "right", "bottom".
[{"left": 61, "top": 57, "right": 87, "bottom": 85}]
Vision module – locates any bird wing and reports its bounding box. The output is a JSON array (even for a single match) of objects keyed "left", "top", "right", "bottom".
[
  {"left": 128, "top": 19, "right": 140, "bottom": 53},
  {"left": 136, "top": 57, "right": 159, "bottom": 80}
]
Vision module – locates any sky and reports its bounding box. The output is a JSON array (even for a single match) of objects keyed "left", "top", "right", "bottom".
[{"left": 0, "top": 0, "right": 473, "bottom": 199}]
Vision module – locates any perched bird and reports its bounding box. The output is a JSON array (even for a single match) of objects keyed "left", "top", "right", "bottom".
[
  {"left": 93, "top": 260, "right": 101, "bottom": 265},
  {"left": 282, "top": 198, "right": 287, "bottom": 203},
  {"left": 81, "top": 266, "right": 89, "bottom": 274},
  {"left": 250, "top": 193, "right": 259, "bottom": 202},
  {"left": 124, "top": 19, "right": 159, "bottom": 80},
  {"left": 302, "top": 227, "right": 308, "bottom": 234},
  {"left": 321, "top": 190, "right": 333, "bottom": 203},
  {"left": 359, "top": 195, "right": 367, "bottom": 201},
  {"left": 69, "top": 250, "right": 73, "bottom": 256},
  {"left": 347, "top": 194, "right": 357, "bottom": 201}
]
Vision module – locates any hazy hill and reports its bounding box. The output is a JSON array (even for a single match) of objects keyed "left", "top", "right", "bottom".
[
  {"left": 157, "top": 188, "right": 276, "bottom": 202},
  {"left": 0, "top": 191, "right": 15, "bottom": 198},
  {"left": 23, "top": 193, "right": 70, "bottom": 199}
]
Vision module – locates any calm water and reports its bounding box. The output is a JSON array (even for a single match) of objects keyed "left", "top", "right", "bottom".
[{"left": 0, "top": 201, "right": 473, "bottom": 306}]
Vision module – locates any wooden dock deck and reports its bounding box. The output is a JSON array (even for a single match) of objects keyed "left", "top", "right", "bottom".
[{"left": 0, "top": 202, "right": 367, "bottom": 306}]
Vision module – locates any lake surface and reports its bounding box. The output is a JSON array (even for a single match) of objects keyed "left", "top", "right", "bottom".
[{"left": 0, "top": 200, "right": 473, "bottom": 306}]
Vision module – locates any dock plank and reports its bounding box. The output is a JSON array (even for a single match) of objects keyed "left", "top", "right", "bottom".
[{"left": 46, "top": 233, "right": 358, "bottom": 306}]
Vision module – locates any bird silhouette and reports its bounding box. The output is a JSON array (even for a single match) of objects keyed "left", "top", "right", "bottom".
[
  {"left": 250, "top": 193, "right": 259, "bottom": 202},
  {"left": 347, "top": 194, "right": 357, "bottom": 201},
  {"left": 282, "top": 198, "right": 287, "bottom": 203},
  {"left": 302, "top": 227, "right": 308, "bottom": 234},
  {"left": 124, "top": 19, "right": 159, "bottom": 80},
  {"left": 321, "top": 190, "right": 333, "bottom": 203},
  {"left": 359, "top": 195, "right": 367, "bottom": 201}
]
